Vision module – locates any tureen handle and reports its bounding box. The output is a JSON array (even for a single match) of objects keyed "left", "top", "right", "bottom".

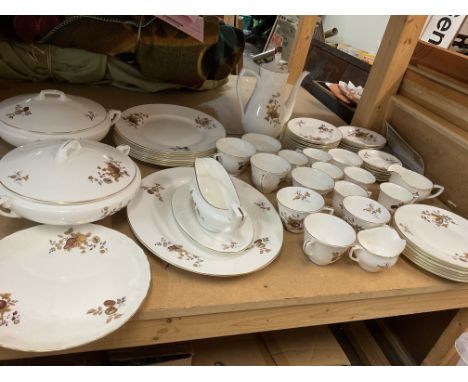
[
  {"left": 36, "top": 89, "right": 68, "bottom": 102},
  {"left": 116, "top": 145, "right": 131, "bottom": 156},
  {"left": 0, "top": 195, "right": 21, "bottom": 218},
  {"left": 55, "top": 140, "right": 82, "bottom": 163}
]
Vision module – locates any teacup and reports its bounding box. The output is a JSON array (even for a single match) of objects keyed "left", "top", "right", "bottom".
[
  {"left": 242, "top": 133, "right": 282, "bottom": 154},
  {"left": 349, "top": 226, "right": 406, "bottom": 272},
  {"left": 250, "top": 153, "right": 291, "bottom": 193},
  {"left": 276, "top": 186, "right": 334, "bottom": 233},
  {"left": 214, "top": 137, "right": 256, "bottom": 175},
  {"left": 343, "top": 166, "right": 376, "bottom": 190},
  {"left": 332, "top": 180, "right": 371, "bottom": 217},
  {"left": 291, "top": 167, "right": 334, "bottom": 196},
  {"left": 190, "top": 158, "right": 248, "bottom": 233},
  {"left": 342, "top": 195, "right": 391, "bottom": 232},
  {"left": 303, "top": 213, "right": 356, "bottom": 265},
  {"left": 378, "top": 182, "right": 416, "bottom": 214},
  {"left": 278, "top": 150, "right": 309, "bottom": 181},
  {"left": 312, "top": 161, "right": 344, "bottom": 181},
  {"left": 328, "top": 148, "right": 363, "bottom": 170},
  {"left": 302, "top": 147, "right": 332, "bottom": 165}
]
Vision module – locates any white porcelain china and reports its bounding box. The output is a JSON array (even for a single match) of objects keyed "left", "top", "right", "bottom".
[
  {"left": 278, "top": 149, "right": 309, "bottom": 180},
  {"left": 338, "top": 126, "right": 386, "bottom": 150},
  {"left": 332, "top": 181, "right": 371, "bottom": 217},
  {"left": 312, "top": 161, "right": 344, "bottom": 181},
  {"left": 303, "top": 213, "right": 356, "bottom": 265},
  {"left": 0, "top": 89, "right": 121, "bottom": 147},
  {"left": 276, "top": 186, "right": 333, "bottom": 233},
  {"left": 302, "top": 147, "right": 332, "bottom": 165},
  {"left": 250, "top": 153, "right": 290, "bottom": 193},
  {"left": 291, "top": 167, "right": 334, "bottom": 196},
  {"left": 378, "top": 182, "right": 416, "bottom": 213},
  {"left": 242, "top": 133, "right": 282, "bottom": 154},
  {"left": 358, "top": 149, "right": 402, "bottom": 171},
  {"left": 342, "top": 195, "right": 391, "bottom": 232},
  {"left": 349, "top": 226, "right": 406, "bottom": 272},
  {"left": 214, "top": 137, "right": 256, "bottom": 175},
  {"left": 0, "top": 139, "right": 141, "bottom": 225},
  {"left": 237, "top": 59, "right": 308, "bottom": 137},
  {"left": 114, "top": 104, "right": 225, "bottom": 166},
  {"left": 343, "top": 166, "right": 376, "bottom": 190},
  {"left": 387, "top": 164, "right": 444, "bottom": 202},
  {"left": 127, "top": 167, "right": 283, "bottom": 276},
  {"left": 328, "top": 148, "right": 363, "bottom": 170},
  {"left": 0, "top": 224, "right": 150, "bottom": 352},
  {"left": 172, "top": 184, "right": 254, "bottom": 253},
  {"left": 287, "top": 118, "right": 342, "bottom": 146},
  {"left": 394, "top": 204, "right": 468, "bottom": 270},
  {"left": 190, "top": 158, "right": 248, "bottom": 233}
]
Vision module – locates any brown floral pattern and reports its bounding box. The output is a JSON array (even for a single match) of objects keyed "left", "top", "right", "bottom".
[
  {"left": 123, "top": 112, "right": 148, "bottom": 128},
  {"left": 49, "top": 228, "right": 108, "bottom": 254},
  {"left": 330, "top": 251, "right": 341, "bottom": 263},
  {"left": 85, "top": 111, "right": 96, "bottom": 121},
  {"left": 255, "top": 201, "right": 271, "bottom": 211},
  {"left": 280, "top": 212, "right": 303, "bottom": 232},
  {"left": 398, "top": 223, "right": 414, "bottom": 236},
  {"left": 293, "top": 190, "right": 311, "bottom": 201},
  {"left": 347, "top": 128, "right": 377, "bottom": 144},
  {"left": 141, "top": 183, "right": 165, "bottom": 202},
  {"left": 317, "top": 124, "right": 334, "bottom": 134},
  {"left": 264, "top": 92, "right": 281, "bottom": 128},
  {"left": 8, "top": 171, "right": 29, "bottom": 185},
  {"left": 452, "top": 252, "right": 468, "bottom": 263},
  {"left": 221, "top": 241, "right": 239, "bottom": 250},
  {"left": 247, "top": 237, "right": 271, "bottom": 254},
  {"left": 0, "top": 293, "right": 20, "bottom": 327},
  {"left": 363, "top": 203, "right": 382, "bottom": 217},
  {"left": 100, "top": 203, "right": 124, "bottom": 219},
  {"left": 87, "top": 297, "right": 126, "bottom": 324},
  {"left": 6, "top": 104, "right": 31, "bottom": 119},
  {"left": 344, "top": 216, "right": 365, "bottom": 232},
  {"left": 170, "top": 146, "right": 191, "bottom": 151},
  {"left": 155, "top": 237, "right": 204, "bottom": 267},
  {"left": 377, "top": 262, "right": 392, "bottom": 269},
  {"left": 238, "top": 161, "right": 249, "bottom": 172},
  {"left": 88, "top": 158, "right": 130, "bottom": 186},
  {"left": 421, "top": 210, "right": 457, "bottom": 228},
  {"left": 195, "top": 116, "right": 216, "bottom": 130}
]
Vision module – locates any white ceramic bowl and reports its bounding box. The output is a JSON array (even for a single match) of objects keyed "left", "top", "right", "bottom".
[
  {"left": 329, "top": 148, "right": 363, "bottom": 169},
  {"left": 291, "top": 167, "right": 334, "bottom": 196},
  {"left": 343, "top": 166, "right": 376, "bottom": 190},
  {"left": 242, "top": 133, "right": 282, "bottom": 154},
  {"left": 342, "top": 195, "right": 391, "bottom": 232},
  {"left": 312, "top": 161, "right": 344, "bottom": 181},
  {"left": 302, "top": 147, "right": 332, "bottom": 165}
]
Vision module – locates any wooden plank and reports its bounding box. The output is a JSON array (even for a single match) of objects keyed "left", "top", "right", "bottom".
[
  {"left": 375, "top": 319, "right": 417, "bottom": 365},
  {"left": 411, "top": 40, "right": 468, "bottom": 84},
  {"left": 400, "top": 66, "right": 468, "bottom": 132},
  {"left": 1, "top": 287, "right": 468, "bottom": 361},
  {"left": 352, "top": 15, "right": 428, "bottom": 132},
  {"left": 287, "top": 16, "right": 317, "bottom": 84},
  {"left": 422, "top": 309, "right": 468, "bottom": 365},
  {"left": 344, "top": 322, "right": 391, "bottom": 365}
]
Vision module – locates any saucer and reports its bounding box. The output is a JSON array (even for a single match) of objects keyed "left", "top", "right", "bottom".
[{"left": 172, "top": 184, "right": 254, "bottom": 253}]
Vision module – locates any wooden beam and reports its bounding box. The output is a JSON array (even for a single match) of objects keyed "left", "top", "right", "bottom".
[
  {"left": 351, "top": 15, "right": 428, "bottom": 132},
  {"left": 422, "top": 308, "right": 468, "bottom": 365},
  {"left": 288, "top": 16, "right": 318, "bottom": 84}
]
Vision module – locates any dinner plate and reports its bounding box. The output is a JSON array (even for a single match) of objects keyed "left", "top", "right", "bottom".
[
  {"left": 171, "top": 184, "right": 255, "bottom": 253},
  {"left": 115, "top": 104, "right": 225, "bottom": 154},
  {"left": 287, "top": 118, "right": 342, "bottom": 146},
  {"left": 339, "top": 126, "right": 386, "bottom": 149},
  {"left": 394, "top": 205, "right": 468, "bottom": 269},
  {"left": 358, "top": 149, "right": 402, "bottom": 171},
  {"left": 0, "top": 224, "right": 150, "bottom": 352},
  {"left": 127, "top": 167, "right": 283, "bottom": 276}
]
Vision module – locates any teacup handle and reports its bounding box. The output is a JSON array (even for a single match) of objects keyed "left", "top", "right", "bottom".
[
  {"left": 320, "top": 206, "right": 334, "bottom": 215},
  {"left": 259, "top": 174, "right": 267, "bottom": 193},
  {"left": 349, "top": 245, "right": 363, "bottom": 262},
  {"left": 108, "top": 109, "right": 122, "bottom": 125},
  {"left": 302, "top": 237, "right": 316, "bottom": 255},
  {"left": 425, "top": 185, "right": 444, "bottom": 200},
  {"left": 212, "top": 152, "right": 223, "bottom": 163},
  {"left": 0, "top": 195, "right": 21, "bottom": 218}
]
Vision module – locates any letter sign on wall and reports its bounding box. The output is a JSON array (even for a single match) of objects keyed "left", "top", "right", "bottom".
[{"left": 420, "top": 15, "right": 467, "bottom": 49}]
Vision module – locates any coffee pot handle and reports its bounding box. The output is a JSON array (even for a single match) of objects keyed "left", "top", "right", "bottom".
[{"left": 236, "top": 68, "right": 261, "bottom": 118}]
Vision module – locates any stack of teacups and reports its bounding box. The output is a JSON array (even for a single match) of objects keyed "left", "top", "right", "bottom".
[
  {"left": 214, "top": 137, "right": 256, "bottom": 175},
  {"left": 332, "top": 181, "right": 371, "bottom": 217},
  {"left": 278, "top": 150, "right": 309, "bottom": 181},
  {"left": 343, "top": 166, "right": 376, "bottom": 191},
  {"left": 276, "top": 187, "right": 334, "bottom": 233},
  {"left": 338, "top": 126, "right": 386, "bottom": 153},
  {"left": 302, "top": 147, "right": 332, "bottom": 165},
  {"left": 291, "top": 167, "right": 335, "bottom": 196},
  {"left": 250, "top": 153, "right": 291, "bottom": 193},
  {"left": 328, "top": 148, "right": 363, "bottom": 170},
  {"left": 341, "top": 195, "right": 391, "bottom": 232},
  {"left": 242, "top": 133, "right": 281, "bottom": 154},
  {"left": 282, "top": 118, "right": 342, "bottom": 151},
  {"left": 312, "top": 161, "right": 344, "bottom": 181}
]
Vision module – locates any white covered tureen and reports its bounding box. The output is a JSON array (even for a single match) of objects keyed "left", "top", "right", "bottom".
[
  {"left": 0, "top": 139, "right": 141, "bottom": 225},
  {"left": 0, "top": 89, "right": 121, "bottom": 146}
]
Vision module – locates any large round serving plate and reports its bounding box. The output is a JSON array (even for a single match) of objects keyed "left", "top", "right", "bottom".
[
  {"left": 0, "top": 224, "right": 150, "bottom": 352},
  {"left": 114, "top": 104, "right": 226, "bottom": 154},
  {"left": 127, "top": 167, "right": 283, "bottom": 277}
]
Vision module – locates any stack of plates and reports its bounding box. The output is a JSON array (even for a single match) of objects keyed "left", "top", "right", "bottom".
[
  {"left": 358, "top": 149, "right": 402, "bottom": 182},
  {"left": 394, "top": 204, "right": 468, "bottom": 283},
  {"left": 113, "top": 104, "right": 226, "bottom": 167},
  {"left": 338, "top": 126, "right": 386, "bottom": 152},
  {"left": 282, "top": 118, "right": 342, "bottom": 151}
]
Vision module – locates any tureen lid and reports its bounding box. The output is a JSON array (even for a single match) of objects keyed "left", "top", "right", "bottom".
[
  {"left": 0, "top": 139, "right": 137, "bottom": 204},
  {"left": 0, "top": 90, "right": 106, "bottom": 133}
]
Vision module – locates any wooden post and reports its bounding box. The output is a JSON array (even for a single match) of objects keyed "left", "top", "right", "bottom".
[
  {"left": 351, "top": 15, "right": 428, "bottom": 132},
  {"left": 288, "top": 16, "right": 318, "bottom": 84}
]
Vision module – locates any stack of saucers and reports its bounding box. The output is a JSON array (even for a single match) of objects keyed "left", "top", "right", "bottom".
[
  {"left": 358, "top": 149, "right": 402, "bottom": 182},
  {"left": 394, "top": 204, "right": 468, "bottom": 283},
  {"left": 282, "top": 118, "right": 342, "bottom": 151},
  {"left": 113, "top": 104, "right": 226, "bottom": 167},
  {"left": 338, "top": 126, "right": 386, "bottom": 152}
]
